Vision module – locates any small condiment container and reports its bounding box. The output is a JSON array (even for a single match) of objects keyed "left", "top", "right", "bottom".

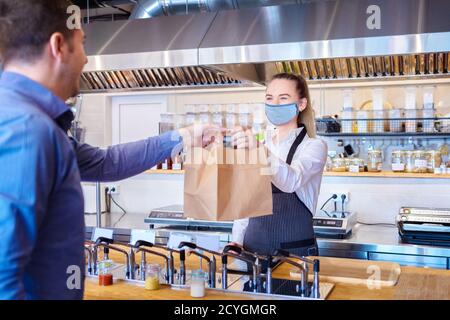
[
  {"left": 391, "top": 150, "right": 406, "bottom": 172},
  {"left": 412, "top": 150, "right": 428, "bottom": 173},
  {"left": 145, "top": 264, "right": 160, "bottom": 290},
  {"left": 98, "top": 260, "right": 114, "bottom": 286},
  {"left": 332, "top": 158, "right": 347, "bottom": 172},
  {"left": 368, "top": 150, "right": 383, "bottom": 172},
  {"left": 190, "top": 270, "right": 207, "bottom": 298},
  {"left": 405, "top": 151, "right": 414, "bottom": 173},
  {"left": 348, "top": 158, "right": 364, "bottom": 173},
  {"left": 426, "top": 150, "right": 442, "bottom": 173}
]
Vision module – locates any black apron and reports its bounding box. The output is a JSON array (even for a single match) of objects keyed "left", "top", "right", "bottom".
[{"left": 243, "top": 125, "right": 318, "bottom": 258}]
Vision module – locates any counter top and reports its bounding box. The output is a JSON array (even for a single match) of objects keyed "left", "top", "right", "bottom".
[
  {"left": 86, "top": 214, "right": 450, "bottom": 259},
  {"left": 318, "top": 223, "right": 450, "bottom": 258},
  {"left": 83, "top": 253, "right": 450, "bottom": 300}
]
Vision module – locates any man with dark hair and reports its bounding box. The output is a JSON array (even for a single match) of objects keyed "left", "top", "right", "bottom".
[{"left": 0, "top": 0, "right": 216, "bottom": 299}]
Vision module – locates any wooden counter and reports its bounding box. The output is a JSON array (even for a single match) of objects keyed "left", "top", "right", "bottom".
[{"left": 84, "top": 247, "right": 450, "bottom": 300}]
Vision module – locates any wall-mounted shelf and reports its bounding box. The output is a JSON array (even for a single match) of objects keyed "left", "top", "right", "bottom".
[
  {"left": 323, "top": 171, "right": 450, "bottom": 179},
  {"left": 145, "top": 169, "right": 185, "bottom": 175},
  {"left": 317, "top": 132, "right": 450, "bottom": 139},
  {"left": 145, "top": 169, "right": 450, "bottom": 179},
  {"left": 316, "top": 117, "right": 450, "bottom": 140}
]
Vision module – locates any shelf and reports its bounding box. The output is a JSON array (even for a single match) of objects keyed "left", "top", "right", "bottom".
[
  {"left": 145, "top": 169, "right": 185, "bottom": 175},
  {"left": 317, "top": 132, "right": 450, "bottom": 138},
  {"left": 145, "top": 169, "right": 450, "bottom": 179},
  {"left": 323, "top": 171, "right": 450, "bottom": 179}
]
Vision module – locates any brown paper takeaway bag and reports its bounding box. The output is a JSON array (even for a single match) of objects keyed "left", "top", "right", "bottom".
[{"left": 183, "top": 145, "right": 273, "bottom": 221}]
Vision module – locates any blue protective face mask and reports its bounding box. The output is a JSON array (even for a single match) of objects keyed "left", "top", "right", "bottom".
[{"left": 265, "top": 103, "right": 300, "bottom": 126}]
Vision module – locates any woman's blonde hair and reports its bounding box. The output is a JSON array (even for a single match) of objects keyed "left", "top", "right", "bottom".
[{"left": 269, "top": 73, "right": 316, "bottom": 138}]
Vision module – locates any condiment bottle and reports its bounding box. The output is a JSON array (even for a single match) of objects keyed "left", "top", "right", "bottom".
[
  {"left": 98, "top": 260, "right": 114, "bottom": 286},
  {"left": 145, "top": 264, "right": 160, "bottom": 291},
  {"left": 190, "top": 270, "right": 206, "bottom": 298}
]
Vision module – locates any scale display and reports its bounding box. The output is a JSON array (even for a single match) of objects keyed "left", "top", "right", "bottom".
[{"left": 313, "top": 219, "right": 343, "bottom": 228}]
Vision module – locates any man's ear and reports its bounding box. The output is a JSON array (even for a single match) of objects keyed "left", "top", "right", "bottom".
[
  {"left": 298, "top": 98, "right": 307, "bottom": 112},
  {"left": 48, "top": 32, "right": 67, "bottom": 63}
]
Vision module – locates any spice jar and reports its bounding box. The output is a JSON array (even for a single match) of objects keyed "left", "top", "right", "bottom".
[
  {"left": 368, "top": 150, "right": 383, "bottom": 172},
  {"left": 404, "top": 151, "right": 414, "bottom": 173},
  {"left": 190, "top": 270, "right": 206, "bottom": 298},
  {"left": 391, "top": 151, "right": 406, "bottom": 172},
  {"left": 98, "top": 260, "right": 114, "bottom": 286},
  {"left": 332, "top": 158, "right": 347, "bottom": 172},
  {"left": 426, "top": 150, "right": 442, "bottom": 173},
  {"left": 145, "top": 264, "right": 160, "bottom": 290},
  {"left": 412, "top": 150, "right": 428, "bottom": 173},
  {"left": 348, "top": 158, "right": 365, "bottom": 173}
]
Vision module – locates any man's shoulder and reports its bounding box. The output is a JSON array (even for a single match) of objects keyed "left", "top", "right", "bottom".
[{"left": 1, "top": 88, "right": 58, "bottom": 132}]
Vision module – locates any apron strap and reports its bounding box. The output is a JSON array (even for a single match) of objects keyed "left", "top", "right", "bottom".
[
  {"left": 272, "top": 124, "right": 308, "bottom": 193},
  {"left": 286, "top": 124, "right": 307, "bottom": 165}
]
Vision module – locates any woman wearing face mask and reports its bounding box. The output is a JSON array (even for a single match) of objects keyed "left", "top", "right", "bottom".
[{"left": 230, "top": 73, "right": 328, "bottom": 258}]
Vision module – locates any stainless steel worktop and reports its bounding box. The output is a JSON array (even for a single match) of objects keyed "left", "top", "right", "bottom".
[
  {"left": 318, "top": 223, "right": 450, "bottom": 257},
  {"left": 85, "top": 213, "right": 450, "bottom": 269}
]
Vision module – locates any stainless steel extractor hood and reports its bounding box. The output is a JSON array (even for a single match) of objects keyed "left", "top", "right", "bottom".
[
  {"left": 82, "top": 0, "right": 450, "bottom": 93},
  {"left": 81, "top": 12, "right": 246, "bottom": 92},
  {"left": 199, "top": 0, "right": 450, "bottom": 84}
]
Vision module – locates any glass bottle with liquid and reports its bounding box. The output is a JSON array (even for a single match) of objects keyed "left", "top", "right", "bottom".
[
  {"left": 172, "top": 114, "right": 186, "bottom": 171},
  {"left": 237, "top": 103, "right": 252, "bottom": 129},
  {"left": 198, "top": 104, "right": 210, "bottom": 125},
  {"left": 252, "top": 104, "right": 266, "bottom": 144},
  {"left": 211, "top": 104, "right": 224, "bottom": 127},
  {"left": 185, "top": 104, "right": 196, "bottom": 126},
  {"left": 161, "top": 113, "right": 175, "bottom": 170},
  {"left": 367, "top": 150, "right": 383, "bottom": 172},
  {"left": 225, "top": 104, "right": 237, "bottom": 129}
]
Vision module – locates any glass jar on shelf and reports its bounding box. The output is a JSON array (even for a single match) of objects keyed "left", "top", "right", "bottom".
[
  {"left": 340, "top": 109, "right": 354, "bottom": 134},
  {"left": 404, "top": 109, "right": 418, "bottom": 133},
  {"left": 404, "top": 151, "right": 414, "bottom": 173},
  {"left": 388, "top": 109, "right": 403, "bottom": 133},
  {"left": 412, "top": 150, "right": 428, "bottom": 173},
  {"left": 225, "top": 104, "right": 237, "bottom": 129},
  {"left": 211, "top": 104, "right": 224, "bottom": 127},
  {"left": 356, "top": 110, "right": 369, "bottom": 133},
  {"left": 426, "top": 150, "right": 442, "bottom": 173},
  {"left": 252, "top": 104, "right": 266, "bottom": 143},
  {"left": 198, "top": 104, "right": 210, "bottom": 125},
  {"left": 332, "top": 158, "right": 348, "bottom": 172},
  {"left": 348, "top": 158, "right": 365, "bottom": 173},
  {"left": 422, "top": 109, "right": 436, "bottom": 133},
  {"left": 159, "top": 113, "right": 175, "bottom": 170},
  {"left": 367, "top": 150, "right": 383, "bottom": 172},
  {"left": 391, "top": 150, "right": 406, "bottom": 172},
  {"left": 185, "top": 113, "right": 196, "bottom": 126}
]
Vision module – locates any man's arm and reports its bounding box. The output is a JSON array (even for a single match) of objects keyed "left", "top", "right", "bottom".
[
  {"left": 72, "top": 131, "right": 183, "bottom": 182},
  {"left": 0, "top": 117, "right": 54, "bottom": 299}
]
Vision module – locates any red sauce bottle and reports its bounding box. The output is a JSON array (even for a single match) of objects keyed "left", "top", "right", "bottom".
[{"left": 99, "top": 273, "right": 113, "bottom": 286}]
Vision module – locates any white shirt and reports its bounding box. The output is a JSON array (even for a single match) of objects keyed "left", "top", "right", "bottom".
[{"left": 231, "top": 127, "right": 328, "bottom": 245}]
